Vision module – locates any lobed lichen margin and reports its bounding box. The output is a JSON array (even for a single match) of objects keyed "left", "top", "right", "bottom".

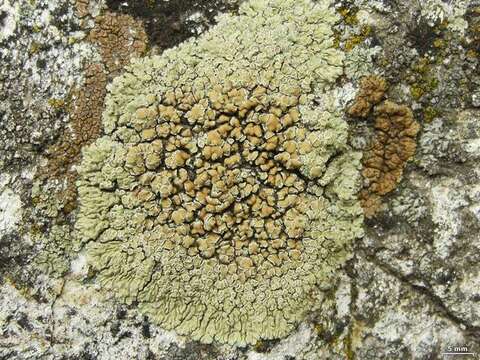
[{"left": 75, "top": 0, "right": 364, "bottom": 345}]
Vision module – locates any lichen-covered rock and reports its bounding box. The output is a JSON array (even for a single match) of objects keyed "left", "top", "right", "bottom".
[
  {"left": 75, "top": 0, "right": 364, "bottom": 345},
  {"left": 350, "top": 255, "right": 470, "bottom": 360},
  {"left": 0, "top": 0, "right": 96, "bottom": 171},
  {"left": 102, "top": 0, "right": 243, "bottom": 50},
  {"left": 346, "top": 76, "right": 421, "bottom": 218},
  {"left": 2, "top": 0, "right": 480, "bottom": 357},
  {"left": 37, "top": 11, "right": 149, "bottom": 213}
]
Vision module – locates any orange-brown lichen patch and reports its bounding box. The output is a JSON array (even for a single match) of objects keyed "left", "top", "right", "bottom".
[
  {"left": 360, "top": 101, "right": 420, "bottom": 217},
  {"left": 75, "top": 0, "right": 90, "bottom": 19},
  {"left": 36, "top": 64, "right": 107, "bottom": 214},
  {"left": 42, "top": 64, "right": 106, "bottom": 178},
  {"left": 89, "top": 13, "right": 148, "bottom": 74},
  {"left": 348, "top": 75, "right": 387, "bottom": 118},
  {"left": 36, "top": 12, "right": 148, "bottom": 215}
]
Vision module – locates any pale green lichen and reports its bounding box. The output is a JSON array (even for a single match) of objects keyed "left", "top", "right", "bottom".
[
  {"left": 75, "top": 0, "right": 364, "bottom": 345},
  {"left": 34, "top": 224, "right": 73, "bottom": 277},
  {"left": 344, "top": 45, "right": 382, "bottom": 79},
  {"left": 30, "top": 180, "right": 75, "bottom": 277}
]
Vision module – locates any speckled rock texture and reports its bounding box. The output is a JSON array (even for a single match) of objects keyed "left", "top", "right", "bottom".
[{"left": 1, "top": 0, "right": 479, "bottom": 358}]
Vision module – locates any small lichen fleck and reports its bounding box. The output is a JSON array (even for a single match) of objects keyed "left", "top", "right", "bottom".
[{"left": 75, "top": 0, "right": 363, "bottom": 345}]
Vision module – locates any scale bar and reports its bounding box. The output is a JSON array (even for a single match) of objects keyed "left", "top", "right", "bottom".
[{"left": 441, "top": 353, "right": 476, "bottom": 356}]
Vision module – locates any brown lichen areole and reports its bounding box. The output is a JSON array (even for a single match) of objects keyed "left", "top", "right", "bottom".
[
  {"left": 89, "top": 13, "right": 148, "bottom": 74},
  {"left": 36, "top": 11, "right": 147, "bottom": 215},
  {"left": 127, "top": 84, "right": 311, "bottom": 273},
  {"left": 348, "top": 75, "right": 388, "bottom": 118},
  {"left": 360, "top": 101, "right": 420, "bottom": 217}
]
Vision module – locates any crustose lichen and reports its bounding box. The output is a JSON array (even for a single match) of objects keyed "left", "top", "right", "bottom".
[
  {"left": 348, "top": 76, "right": 420, "bottom": 217},
  {"left": 75, "top": 0, "right": 364, "bottom": 345}
]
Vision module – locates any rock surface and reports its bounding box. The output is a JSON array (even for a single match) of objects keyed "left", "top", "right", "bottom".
[{"left": 1, "top": 0, "right": 479, "bottom": 358}]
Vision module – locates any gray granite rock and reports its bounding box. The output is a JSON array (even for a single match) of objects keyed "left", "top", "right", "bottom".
[{"left": 1, "top": 0, "right": 479, "bottom": 358}]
